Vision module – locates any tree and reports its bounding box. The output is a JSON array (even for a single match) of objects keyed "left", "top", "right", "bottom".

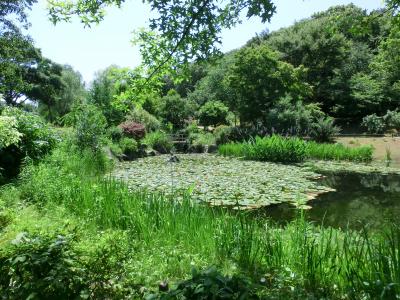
[
  {"left": 226, "top": 43, "right": 310, "bottom": 123},
  {"left": 89, "top": 65, "right": 132, "bottom": 125},
  {"left": 158, "top": 90, "right": 197, "bottom": 129},
  {"left": 39, "top": 65, "right": 86, "bottom": 122},
  {"left": 48, "top": 0, "right": 276, "bottom": 80},
  {"left": 198, "top": 100, "right": 229, "bottom": 127},
  {"left": 0, "top": 28, "right": 41, "bottom": 106},
  {"left": 187, "top": 53, "right": 236, "bottom": 108}
]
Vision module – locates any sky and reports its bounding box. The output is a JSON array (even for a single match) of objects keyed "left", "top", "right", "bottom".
[{"left": 27, "top": 0, "right": 385, "bottom": 84}]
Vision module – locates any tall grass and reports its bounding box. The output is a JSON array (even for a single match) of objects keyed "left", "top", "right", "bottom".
[
  {"left": 219, "top": 135, "right": 307, "bottom": 163},
  {"left": 219, "top": 135, "right": 373, "bottom": 162},
  {"left": 306, "top": 141, "right": 373, "bottom": 162}
]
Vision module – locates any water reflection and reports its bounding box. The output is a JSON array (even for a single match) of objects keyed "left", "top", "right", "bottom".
[{"left": 258, "top": 172, "right": 400, "bottom": 230}]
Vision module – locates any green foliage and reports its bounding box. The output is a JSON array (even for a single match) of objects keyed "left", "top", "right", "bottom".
[
  {"left": 150, "top": 267, "right": 257, "bottom": 300},
  {"left": 213, "top": 125, "right": 233, "bottom": 145},
  {"left": 219, "top": 135, "right": 373, "bottom": 162},
  {"left": 309, "top": 117, "right": 341, "bottom": 143},
  {"left": 89, "top": 65, "right": 136, "bottom": 125},
  {"left": 362, "top": 113, "right": 386, "bottom": 134},
  {"left": 107, "top": 126, "right": 123, "bottom": 142},
  {"left": 0, "top": 232, "right": 83, "bottom": 299},
  {"left": 48, "top": 0, "right": 276, "bottom": 81},
  {"left": 306, "top": 142, "right": 373, "bottom": 162},
  {"left": 198, "top": 100, "right": 229, "bottom": 127},
  {"left": 158, "top": 90, "right": 197, "bottom": 130},
  {"left": 119, "top": 137, "right": 138, "bottom": 156},
  {"left": 227, "top": 43, "right": 310, "bottom": 123},
  {"left": 219, "top": 135, "right": 307, "bottom": 163},
  {"left": 0, "top": 107, "right": 56, "bottom": 182},
  {"left": 264, "top": 96, "right": 324, "bottom": 135},
  {"left": 65, "top": 104, "right": 107, "bottom": 153},
  {"left": 126, "top": 107, "right": 161, "bottom": 132},
  {"left": 44, "top": 65, "right": 86, "bottom": 123},
  {"left": 384, "top": 110, "right": 400, "bottom": 131},
  {"left": 0, "top": 116, "right": 22, "bottom": 149},
  {"left": 143, "top": 131, "right": 173, "bottom": 154}
]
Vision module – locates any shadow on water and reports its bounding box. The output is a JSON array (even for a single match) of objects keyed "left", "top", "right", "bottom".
[{"left": 257, "top": 172, "right": 400, "bottom": 230}]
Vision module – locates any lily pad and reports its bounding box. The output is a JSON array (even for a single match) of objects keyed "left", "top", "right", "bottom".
[{"left": 111, "top": 154, "right": 334, "bottom": 209}]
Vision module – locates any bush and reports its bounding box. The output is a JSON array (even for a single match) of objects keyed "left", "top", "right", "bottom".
[
  {"left": 0, "top": 108, "right": 57, "bottom": 182},
  {"left": 107, "top": 126, "right": 123, "bottom": 142},
  {"left": 198, "top": 100, "right": 229, "bottom": 127},
  {"left": 158, "top": 90, "right": 197, "bottom": 130},
  {"left": 143, "top": 131, "right": 173, "bottom": 154},
  {"left": 119, "top": 121, "right": 146, "bottom": 140},
  {"left": 214, "top": 125, "right": 233, "bottom": 145},
  {"left": 362, "top": 114, "right": 386, "bottom": 134},
  {"left": 119, "top": 137, "right": 138, "bottom": 157},
  {"left": 149, "top": 267, "right": 257, "bottom": 300},
  {"left": 0, "top": 232, "right": 83, "bottom": 299},
  {"left": 64, "top": 104, "right": 107, "bottom": 153},
  {"left": 126, "top": 107, "right": 161, "bottom": 132},
  {"left": 384, "top": 110, "right": 400, "bottom": 131},
  {"left": 264, "top": 97, "right": 322, "bottom": 135},
  {"left": 309, "top": 117, "right": 341, "bottom": 143}
]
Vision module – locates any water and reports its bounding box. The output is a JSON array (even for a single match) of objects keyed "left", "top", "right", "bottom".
[{"left": 260, "top": 172, "right": 400, "bottom": 230}]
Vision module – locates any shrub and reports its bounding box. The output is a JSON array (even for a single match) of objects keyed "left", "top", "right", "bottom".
[
  {"left": 107, "top": 126, "right": 123, "bottom": 142},
  {"left": 0, "top": 232, "right": 83, "bottom": 299},
  {"left": 384, "top": 110, "right": 400, "bottom": 131},
  {"left": 362, "top": 114, "right": 386, "bottom": 134},
  {"left": 126, "top": 107, "right": 161, "bottom": 132},
  {"left": 0, "top": 108, "right": 57, "bottom": 182},
  {"left": 191, "top": 132, "right": 216, "bottom": 146},
  {"left": 143, "top": 131, "right": 173, "bottom": 154},
  {"left": 309, "top": 117, "right": 340, "bottom": 143},
  {"left": 214, "top": 125, "right": 233, "bottom": 145},
  {"left": 119, "top": 121, "right": 146, "bottom": 140},
  {"left": 149, "top": 267, "right": 256, "bottom": 300},
  {"left": 198, "top": 100, "right": 229, "bottom": 127},
  {"left": 264, "top": 97, "right": 322, "bottom": 135},
  {"left": 64, "top": 104, "right": 107, "bottom": 153},
  {"left": 119, "top": 137, "right": 138, "bottom": 156},
  {"left": 158, "top": 90, "right": 197, "bottom": 130},
  {"left": 0, "top": 116, "right": 22, "bottom": 149}
]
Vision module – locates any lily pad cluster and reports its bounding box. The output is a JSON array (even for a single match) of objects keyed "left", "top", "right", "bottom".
[{"left": 112, "top": 154, "right": 334, "bottom": 209}]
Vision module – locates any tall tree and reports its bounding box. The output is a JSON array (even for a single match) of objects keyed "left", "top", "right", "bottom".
[{"left": 226, "top": 43, "right": 310, "bottom": 123}]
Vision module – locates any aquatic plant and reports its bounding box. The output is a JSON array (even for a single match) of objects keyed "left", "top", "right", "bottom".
[{"left": 219, "top": 135, "right": 373, "bottom": 163}]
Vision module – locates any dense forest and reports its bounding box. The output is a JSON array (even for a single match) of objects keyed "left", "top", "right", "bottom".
[{"left": 2, "top": 0, "right": 400, "bottom": 299}]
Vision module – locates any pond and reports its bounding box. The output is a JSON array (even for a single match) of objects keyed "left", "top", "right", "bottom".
[
  {"left": 259, "top": 172, "right": 400, "bottom": 230},
  {"left": 112, "top": 154, "right": 400, "bottom": 230}
]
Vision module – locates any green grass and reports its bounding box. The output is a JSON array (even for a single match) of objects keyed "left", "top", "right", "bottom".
[
  {"left": 219, "top": 135, "right": 373, "bottom": 163},
  {"left": 306, "top": 141, "right": 373, "bottom": 162},
  {"left": 219, "top": 135, "right": 307, "bottom": 163},
  {"left": 0, "top": 142, "right": 397, "bottom": 298}
]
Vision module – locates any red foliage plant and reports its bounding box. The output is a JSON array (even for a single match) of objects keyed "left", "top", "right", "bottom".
[{"left": 119, "top": 121, "right": 146, "bottom": 140}]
